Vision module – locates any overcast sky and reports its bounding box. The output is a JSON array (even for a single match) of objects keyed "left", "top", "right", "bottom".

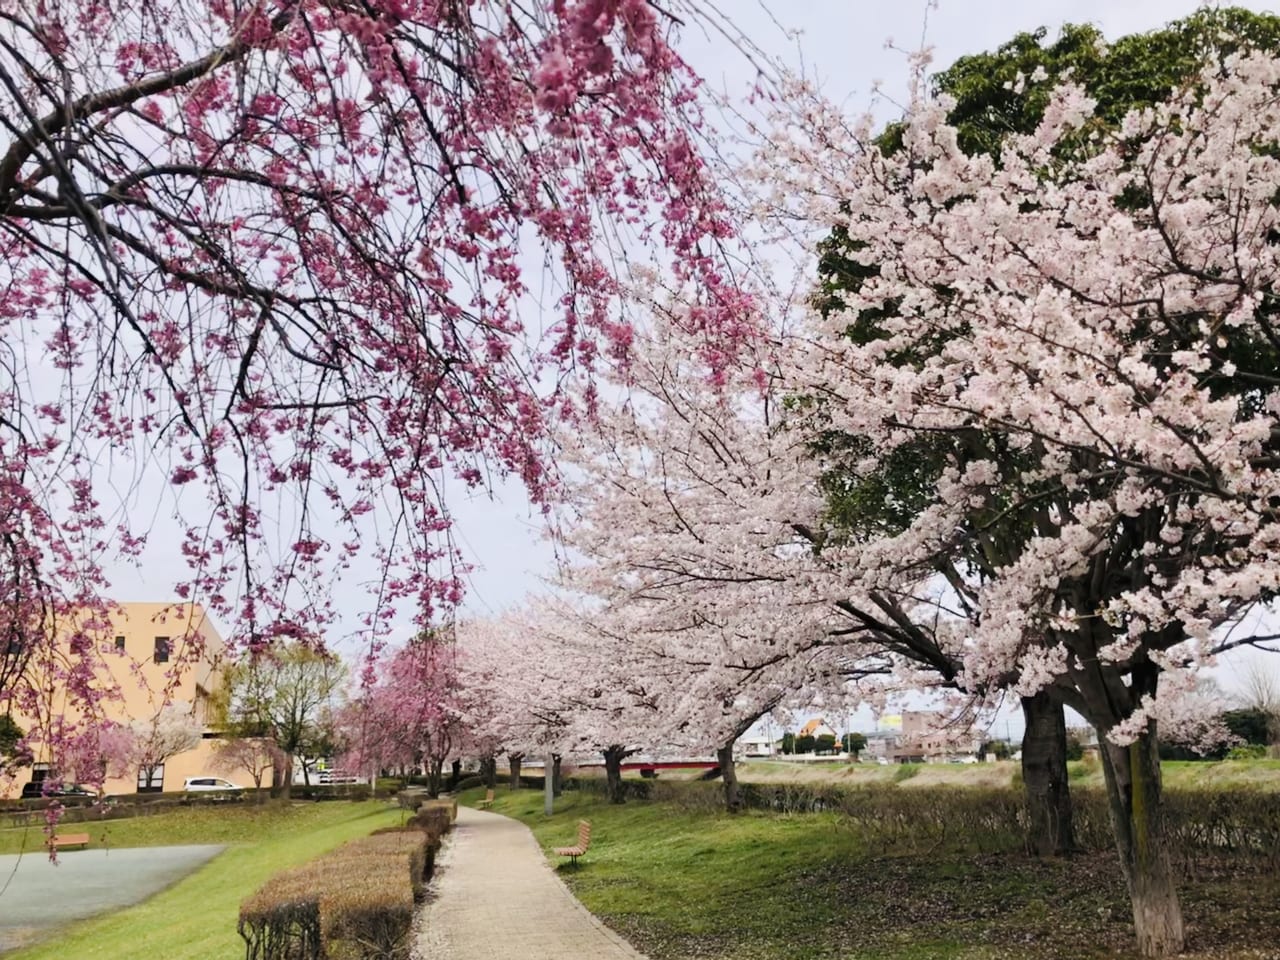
[
  {"left": 439, "top": 1, "right": 1280, "bottom": 732},
  {"left": 99, "top": 1, "right": 1278, "bottom": 721},
  {"left": 452, "top": 0, "right": 1278, "bottom": 616}
]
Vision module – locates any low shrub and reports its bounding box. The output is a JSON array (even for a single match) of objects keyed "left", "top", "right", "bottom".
[
  {"left": 417, "top": 797, "right": 457, "bottom": 821},
  {"left": 609, "top": 778, "right": 1280, "bottom": 872},
  {"left": 323, "top": 873, "right": 415, "bottom": 960},
  {"left": 239, "top": 871, "right": 324, "bottom": 960},
  {"left": 407, "top": 806, "right": 451, "bottom": 841},
  {"left": 240, "top": 814, "right": 449, "bottom": 959},
  {"left": 454, "top": 774, "right": 486, "bottom": 792}
]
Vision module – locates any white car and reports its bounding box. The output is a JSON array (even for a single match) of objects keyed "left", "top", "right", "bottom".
[{"left": 183, "top": 776, "right": 244, "bottom": 794}]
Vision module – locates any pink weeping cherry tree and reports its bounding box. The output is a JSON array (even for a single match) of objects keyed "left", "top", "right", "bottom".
[
  {"left": 0, "top": 0, "right": 757, "bottom": 787},
  {"left": 339, "top": 631, "right": 462, "bottom": 796}
]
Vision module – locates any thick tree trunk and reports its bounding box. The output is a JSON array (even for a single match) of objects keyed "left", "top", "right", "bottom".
[
  {"left": 603, "top": 746, "right": 626, "bottom": 804},
  {"left": 1099, "top": 723, "right": 1184, "bottom": 957},
  {"left": 716, "top": 745, "right": 741, "bottom": 813},
  {"left": 449, "top": 759, "right": 462, "bottom": 791},
  {"left": 481, "top": 756, "right": 497, "bottom": 789},
  {"left": 427, "top": 757, "right": 445, "bottom": 798},
  {"left": 1020, "top": 691, "right": 1075, "bottom": 856},
  {"left": 552, "top": 754, "right": 563, "bottom": 797},
  {"left": 507, "top": 753, "right": 523, "bottom": 790}
]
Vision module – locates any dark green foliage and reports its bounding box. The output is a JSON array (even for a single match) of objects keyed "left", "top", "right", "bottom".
[
  {"left": 934, "top": 9, "right": 1280, "bottom": 157},
  {"left": 815, "top": 734, "right": 838, "bottom": 755},
  {"left": 1064, "top": 730, "right": 1086, "bottom": 761},
  {"left": 0, "top": 714, "right": 23, "bottom": 768},
  {"left": 1224, "top": 708, "right": 1273, "bottom": 746},
  {"left": 795, "top": 734, "right": 816, "bottom": 755},
  {"left": 982, "top": 740, "right": 1012, "bottom": 761},
  {"left": 780, "top": 732, "right": 796, "bottom": 755},
  {"left": 841, "top": 732, "right": 867, "bottom": 757}
]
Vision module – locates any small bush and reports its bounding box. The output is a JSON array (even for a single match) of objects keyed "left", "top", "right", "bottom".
[
  {"left": 454, "top": 774, "right": 486, "bottom": 792},
  {"left": 323, "top": 873, "right": 415, "bottom": 960},
  {"left": 240, "top": 818, "right": 442, "bottom": 959},
  {"left": 239, "top": 871, "right": 324, "bottom": 960},
  {"left": 1228, "top": 744, "right": 1268, "bottom": 761}
]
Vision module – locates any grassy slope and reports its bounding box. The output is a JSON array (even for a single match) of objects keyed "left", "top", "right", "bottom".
[
  {"left": 736, "top": 758, "right": 1280, "bottom": 791},
  {"left": 4, "top": 801, "right": 402, "bottom": 960},
  {"left": 462, "top": 786, "right": 1280, "bottom": 960}
]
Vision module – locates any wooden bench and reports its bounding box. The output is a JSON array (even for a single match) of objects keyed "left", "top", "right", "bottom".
[
  {"left": 51, "top": 833, "right": 90, "bottom": 850},
  {"left": 553, "top": 820, "right": 591, "bottom": 867},
  {"left": 475, "top": 788, "right": 495, "bottom": 810}
]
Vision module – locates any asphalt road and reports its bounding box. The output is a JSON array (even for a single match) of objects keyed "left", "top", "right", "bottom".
[{"left": 0, "top": 844, "right": 225, "bottom": 953}]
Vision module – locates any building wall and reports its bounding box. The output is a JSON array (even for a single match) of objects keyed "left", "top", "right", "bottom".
[{"left": 5, "top": 602, "right": 259, "bottom": 798}]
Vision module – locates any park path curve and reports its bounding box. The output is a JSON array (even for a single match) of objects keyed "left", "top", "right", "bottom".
[{"left": 416, "top": 806, "right": 648, "bottom": 960}]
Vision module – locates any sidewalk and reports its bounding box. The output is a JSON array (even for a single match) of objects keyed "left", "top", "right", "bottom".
[{"left": 416, "top": 806, "right": 648, "bottom": 959}]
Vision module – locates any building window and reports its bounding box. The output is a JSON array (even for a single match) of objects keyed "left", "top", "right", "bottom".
[
  {"left": 137, "top": 763, "right": 164, "bottom": 793},
  {"left": 154, "top": 637, "right": 170, "bottom": 664},
  {"left": 115, "top": 635, "right": 126, "bottom": 652}
]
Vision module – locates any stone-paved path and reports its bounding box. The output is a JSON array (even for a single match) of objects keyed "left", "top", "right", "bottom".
[{"left": 416, "top": 806, "right": 647, "bottom": 959}]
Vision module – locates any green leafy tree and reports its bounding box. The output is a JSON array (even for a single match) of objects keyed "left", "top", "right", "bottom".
[
  {"left": 982, "top": 740, "right": 1012, "bottom": 761},
  {"left": 1064, "top": 730, "right": 1086, "bottom": 762},
  {"left": 1222, "top": 709, "right": 1272, "bottom": 747},
  {"left": 0, "top": 713, "right": 25, "bottom": 774},
  {"left": 217, "top": 644, "right": 344, "bottom": 798},
  {"left": 795, "top": 734, "right": 817, "bottom": 755},
  {"left": 780, "top": 732, "right": 796, "bottom": 755},
  {"left": 815, "top": 733, "right": 837, "bottom": 755},
  {"left": 841, "top": 732, "right": 867, "bottom": 759}
]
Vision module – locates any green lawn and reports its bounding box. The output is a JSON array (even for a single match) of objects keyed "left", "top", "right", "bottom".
[
  {"left": 4, "top": 801, "right": 403, "bottom": 960},
  {"left": 462, "top": 786, "right": 1280, "bottom": 960}
]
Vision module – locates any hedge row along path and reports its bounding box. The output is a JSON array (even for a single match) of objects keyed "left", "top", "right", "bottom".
[{"left": 417, "top": 807, "right": 646, "bottom": 959}]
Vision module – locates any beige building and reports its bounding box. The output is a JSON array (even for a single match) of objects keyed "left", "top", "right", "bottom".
[{"left": 5, "top": 602, "right": 255, "bottom": 799}]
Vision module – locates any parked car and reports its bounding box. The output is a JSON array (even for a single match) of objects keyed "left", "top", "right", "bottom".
[
  {"left": 182, "top": 776, "right": 244, "bottom": 795},
  {"left": 20, "top": 781, "right": 96, "bottom": 800}
]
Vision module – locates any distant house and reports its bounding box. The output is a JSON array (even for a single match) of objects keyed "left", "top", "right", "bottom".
[
  {"left": 798, "top": 718, "right": 838, "bottom": 741},
  {"left": 738, "top": 735, "right": 775, "bottom": 758},
  {"left": 889, "top": 710, "right": 983, "bottom": 763}
]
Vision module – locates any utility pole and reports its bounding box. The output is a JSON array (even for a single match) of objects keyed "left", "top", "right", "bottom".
[{"left": 545, "top": 751, "right": 554, "bottom": 816}]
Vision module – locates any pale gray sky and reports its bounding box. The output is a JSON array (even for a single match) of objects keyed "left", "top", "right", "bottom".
[
  {"left": 453, "top": 0, "right": 1279, "bottom": 618},
  {"left": 99, "top": 1, "right": 1279, "bottom": 714},
  {"left": 445, "top": 1, "right": 1280, "bottom": 733}
]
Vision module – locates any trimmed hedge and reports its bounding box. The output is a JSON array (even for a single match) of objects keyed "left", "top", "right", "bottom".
[{"left": 239, "top": 820, "right": 449, "bottom": 960}]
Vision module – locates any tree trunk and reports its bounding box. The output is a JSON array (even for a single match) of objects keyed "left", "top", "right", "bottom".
[
  {"left": 552, "top": 754, "right": 563, "bottom": 797},
  {"left": 1020, "top": 691, "right": 1075, "bottom": 856},
  {"left": 1098, "top": 722, "right": 1184, "bottom": 957},
  {"left": 603, "top": 746, "right": 626, "bottom": 804},
  {"left": 278, "top": 754, "right": 293, "bottom": 800},
  {"left": 508, "top": 753, "right": 523, "bottom": 790},
  {"left": 481, "top": 756, "right": 497, "bottom": 789},
  {"left": 716, "top": 745, "right": 741, "bottom": 813},
  {"left": 427, "top": 757, "right": 445, "bottom": 798},
  {"left": 449, "top": 759, "right": 462, "bottom": 791}
]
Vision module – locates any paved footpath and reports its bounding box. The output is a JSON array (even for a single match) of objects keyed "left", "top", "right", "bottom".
[{"left": 416, "top": 806, "right": 648, "bottom": 959}]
